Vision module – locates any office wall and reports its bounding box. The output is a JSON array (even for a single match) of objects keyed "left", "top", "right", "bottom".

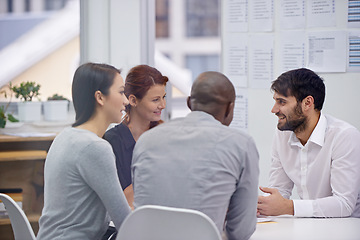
[
  {"left": 79, "top": 0, "right": 155, "bottom": 73},
  {"left": 221, "top": 1, "right": 360, "bottom": 190}
]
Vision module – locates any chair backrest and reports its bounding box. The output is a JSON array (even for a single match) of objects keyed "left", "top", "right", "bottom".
[
  {"left": 116, "top": 205, "right": 222, "bottom": 240},
  {"left": 0, "top": 193, "right": 36, "bottom": 240}
]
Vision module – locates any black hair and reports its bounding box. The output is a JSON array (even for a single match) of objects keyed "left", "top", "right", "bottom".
[
  {"left": 271, "top": 68, "right": 325, "bottom": 111},
  {"left": 72, "top": 63, "right": 121, "bottom": 127}
]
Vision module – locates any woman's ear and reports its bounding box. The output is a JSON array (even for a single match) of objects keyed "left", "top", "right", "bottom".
[
  {"left": 94, "top": 90, "right": 104, "bottom": 106},
  {"left": 128, "top": 94, "right": 137, "bottom": 107}
]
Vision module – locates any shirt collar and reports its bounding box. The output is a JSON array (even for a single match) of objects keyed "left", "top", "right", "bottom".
[
  {"left": 186, "top": 111, "right": 219, "bottom": 123},
  {"left": 288, "top": 113, "right": 327, "bottom": 147}
]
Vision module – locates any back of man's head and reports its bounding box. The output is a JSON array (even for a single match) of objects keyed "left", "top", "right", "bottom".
[{"left": 187, "top": 71, "right": 236, "bottom": 126}]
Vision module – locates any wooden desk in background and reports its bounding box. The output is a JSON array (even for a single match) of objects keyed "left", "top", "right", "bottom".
[{"left": 0, "top": 134, "right": 55, "bottom": 240}]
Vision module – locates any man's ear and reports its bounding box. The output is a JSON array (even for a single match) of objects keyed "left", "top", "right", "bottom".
[
  {"left": 223, "top": 101, "right": 235, "bottom": 126},
  {"left": 225, "top": 101, "right": 234, "bottom": 118},
  {"left": 187, "top": 96, "right": 192, "bottom": 110},
  {"left": 94, "top": 90, "right": 104, "bottom": 106},
  {"left": 128, "top": 94, "right": 137, "bottom": 107},
  {"left": 302, "top": 95, "right": 314, "bottom": 111}
]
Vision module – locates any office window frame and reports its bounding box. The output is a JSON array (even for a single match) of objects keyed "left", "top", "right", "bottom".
[{"left": 185, "top": 0, "right": 220, "bottom": 38}]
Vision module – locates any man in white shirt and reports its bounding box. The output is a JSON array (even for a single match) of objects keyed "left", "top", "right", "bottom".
[{"left": 257, "top": 68, "right": 360, "bottom": 218}]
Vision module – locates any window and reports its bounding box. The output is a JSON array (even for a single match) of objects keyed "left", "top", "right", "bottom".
[
  {"left": 185, "top": 55, "right": 220, "bottom": 81},
  {"left": 44, "top": 0, "right": 68, "bottom": 11},
  {"left": 25, "top": 0, "right": 31, "bottom": 12},
  {"left": 156, "top": 0, "right": 169, "bottom": 38},
  {"left": 186, "top": 0, "right": 219, "bottom": 37},
  {"left": 7, "top": 0, "right": 13, "bottom": 13}
]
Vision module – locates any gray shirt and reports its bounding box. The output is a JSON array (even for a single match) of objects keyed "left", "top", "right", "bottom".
[
  {"left": 132, "top": 111, "right": 259, "bottom": 240},
  {"left": 37, "top": 128, "right": 131, "bottom": 240}
]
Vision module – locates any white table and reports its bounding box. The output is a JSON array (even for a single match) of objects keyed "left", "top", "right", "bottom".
[{"left": 250, "top": 216, "right": 360, "bottom": 240}]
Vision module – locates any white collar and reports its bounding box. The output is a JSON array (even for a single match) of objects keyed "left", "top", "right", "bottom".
[{"left": 289, "top": 113, "right": 327, "bottom": 147}]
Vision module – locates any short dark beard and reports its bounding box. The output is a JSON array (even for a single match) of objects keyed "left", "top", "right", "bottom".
[{"left": 278, "top": 102, "right": 307, "bottom": 132}]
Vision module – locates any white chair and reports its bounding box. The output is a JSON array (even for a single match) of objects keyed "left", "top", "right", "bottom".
[
  {"left": 0, "top": 193, "right": 36, "bottom": 240},
  {"left": 116, "top": 205, "right": 222, "bottom": 240}
]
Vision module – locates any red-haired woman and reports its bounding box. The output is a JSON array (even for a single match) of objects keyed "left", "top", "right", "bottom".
[{"left": 104, "top": 64, "right": 168, "bottom": 209}]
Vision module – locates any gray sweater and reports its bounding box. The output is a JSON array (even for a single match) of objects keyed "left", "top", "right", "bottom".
[
  {"left": 37, "top": 128, "right": 131, "bottom": 240},
  {"left": 133, "top": 111, "right": 259, "bottom": 240}
]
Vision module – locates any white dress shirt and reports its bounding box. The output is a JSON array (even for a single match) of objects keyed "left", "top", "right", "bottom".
[{"left": 269, "top": 113, "right": 360, "bottom": 217}]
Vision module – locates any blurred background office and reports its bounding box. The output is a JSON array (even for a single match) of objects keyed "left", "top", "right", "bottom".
[
  {"left": 0, "top": 0, "right": 221, "bottom": 119},
  {"left": 1, "top": 0, "right": 360, "bottom": 201}
]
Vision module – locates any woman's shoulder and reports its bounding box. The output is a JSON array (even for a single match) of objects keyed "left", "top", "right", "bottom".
[
  {"left": 104, "top": 123, "right": 129, "bottom": 138},
  {"left": 78, "top": 136, "right": 114, "bottom": 162}
]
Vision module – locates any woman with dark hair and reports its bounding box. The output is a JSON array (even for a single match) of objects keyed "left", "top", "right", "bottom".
[
  {"left": 104, "top": 64, "right": 168, "bottom": 209},
  {"left": 37, "top": 63, "right": 131, "bottom": 240}
]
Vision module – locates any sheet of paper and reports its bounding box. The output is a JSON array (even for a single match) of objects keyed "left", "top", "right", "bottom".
[
  {"left": 230, "top": 88, "right": 248, "bottom": 131},
  {"left": 348, "top": 0, "right": 360, "bottom": 28},
  {"left": 224, "top": 0, "right": 248, "bottom": 32},
  {"left": 279, "top": 31, "right": 306, "bottom": 74},
  {"left": 249, "top": 34, "right": 274, "bottom": 89},
  {"left": 249, "top": 0, "right": 274, "bottom": 32},
  {"left": 307, "top": 31, "right": 347, "bottom": 72},
  {"left": 348, "top": 31, "right": 360, "bottom": 72},
  {"left": 223, "top": 33, "right": 248, "bottom": 88},
  {"left": 257, "top": 216, "right": 276, "bottom": 223},
  {"left": 307, "top": 0, "right": 336, "bottom": 28},
  {"left": 279, "top": 0, "right": 305, "bottom": 29}
]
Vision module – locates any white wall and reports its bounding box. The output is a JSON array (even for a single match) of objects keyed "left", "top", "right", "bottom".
[{"left": 221, "top": 1, "right": 360, "bottom": 192}]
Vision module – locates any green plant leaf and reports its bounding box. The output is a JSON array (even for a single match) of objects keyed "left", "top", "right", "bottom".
[
  {"left": 7, "top": 113, "right": 19, "bottom": 122},
  {"left": 11, "top": 81, "right": 41, "bottom": 102},
  {"left": 48, "top": 93, "right": 68, "bottom": 101},
  {"left": 0, "top": 106, "right": 6, "bottom": 128},
  {"left": 0, "top": 118, "right": 6, "bottom": 128}
]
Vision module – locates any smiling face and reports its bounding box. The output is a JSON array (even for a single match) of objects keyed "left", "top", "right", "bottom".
[
  {"left": 130, "top": 84, "right": 166, "bottom": 122},
  {"left": 103, "top": 73, "right": 129, "bottom": 123},
  {"left": 271, "top": 92, "right": 307, "bottom": 132}
]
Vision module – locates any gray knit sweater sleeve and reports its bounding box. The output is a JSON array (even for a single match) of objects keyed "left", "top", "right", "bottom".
[
  {"left": 77, "top": 134, "right": 131, "bottom": 229},
  {"left": 37, "top": 128, "right": 131, "bottom": 240}
]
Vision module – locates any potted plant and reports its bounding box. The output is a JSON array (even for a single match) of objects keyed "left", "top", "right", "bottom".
[
  {"left": 0, "top": 88, "right": 19, "bottom": 128},
  {"left": 10, "top": 81, "right": 42, "bottom": 122},
  {"left": 0, "top": 106, "right": 19, "bottom": 128},
  {"left": 43, "top": 94, "right": 69, "bottom": 121}
]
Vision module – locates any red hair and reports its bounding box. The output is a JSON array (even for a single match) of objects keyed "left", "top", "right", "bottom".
[
  {"left": 125, "top": 64, "right": 168, "bottom": 100},
  {"left": 124, "top": 65, "right": 168, "bottom": 128}
]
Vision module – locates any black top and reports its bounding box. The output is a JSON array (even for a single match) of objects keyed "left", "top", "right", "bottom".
[{"left": 103, "top": 122, "right": 136, "bottom": 190}]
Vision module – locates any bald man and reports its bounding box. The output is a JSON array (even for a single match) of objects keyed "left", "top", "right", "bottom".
[{"left": 132, "top": 71, "right": 259, "bottom": 240}]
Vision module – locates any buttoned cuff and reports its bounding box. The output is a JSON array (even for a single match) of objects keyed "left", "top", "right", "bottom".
[{"left": 293, "top": 199, "right": 313, "bottom": 217}]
